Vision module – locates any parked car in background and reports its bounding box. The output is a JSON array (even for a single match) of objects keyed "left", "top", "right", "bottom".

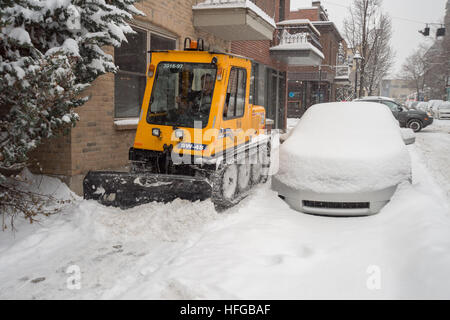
[
  {"left": 355, "top": 96, "right": 433, "bottom": 132},
  {"left": 428, "top": 100, "right": 444, "bottom": 117},
  {"left": 436, "top": 102, "right": 450, "bottom": 120},
  {"left": 272, "top": 102, "right": 412, "bottom": 216}
]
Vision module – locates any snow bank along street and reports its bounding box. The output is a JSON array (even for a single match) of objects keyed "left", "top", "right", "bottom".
[{"left": 1, "top": 120, "right": 450, "bottom": 299}]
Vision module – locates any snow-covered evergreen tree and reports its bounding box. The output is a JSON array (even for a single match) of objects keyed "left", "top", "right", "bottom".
[
  {"left": 1, "top": 0, "right": 143, "bottom": 224},
  {"left": 0, "top": 0, "right": 143, "bottom": 176}
]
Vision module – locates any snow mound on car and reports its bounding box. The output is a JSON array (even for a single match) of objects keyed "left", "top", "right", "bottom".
[{"left": 276, "top": 102, "right": 411, "bottom": 193}]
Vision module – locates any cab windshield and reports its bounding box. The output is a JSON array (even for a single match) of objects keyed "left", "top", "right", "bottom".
[{"left": 147, "top": 62, "right": 217, "bottom": 128}]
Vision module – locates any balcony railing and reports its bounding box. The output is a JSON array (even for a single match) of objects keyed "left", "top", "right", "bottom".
[
  {"left": 335, "top": 65, "right": 351, "bottom": 81},
  {"left": 273, "top": 26, "right": 322, "bottom": 50},
  {"left": 270, "top": 27, "right": 324, "bottom": 66}
]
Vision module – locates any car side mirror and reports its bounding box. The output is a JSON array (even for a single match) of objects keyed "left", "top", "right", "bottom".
[{"left": 398, "top": 107, "right": 404, "bottom": 112}]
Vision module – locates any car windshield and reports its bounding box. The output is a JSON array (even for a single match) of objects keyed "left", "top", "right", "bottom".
[
  {"left": 147, "top": 62, "right": 217, "bottom": 128},
  {"left": 381, "top": 100, "right": 401, "bottom": 112}
]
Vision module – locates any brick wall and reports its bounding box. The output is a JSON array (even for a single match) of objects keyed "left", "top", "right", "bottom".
[
  {"left": 289, "top": 9, "right": 319, "bottom": 21},
  {"left": 231, "top": 41, "right": 287, "bottom": 72},
  {"left": 29, "top": 135, "right": 71, "bottom": 176},
  {"left": 232, "top": 0, "right": 289, "bottom": 71}
]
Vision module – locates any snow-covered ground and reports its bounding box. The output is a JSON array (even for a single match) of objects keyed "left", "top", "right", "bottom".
[
  {"left": 1, "top": 121, "right": 450, "bottom": 300},
  {"left": 415, "top": 120, "right": 450, "bottom": 204}
]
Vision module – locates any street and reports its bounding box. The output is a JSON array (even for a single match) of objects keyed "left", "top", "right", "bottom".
[{"left": 0, "top": 120, "right": 450, "bottom": 299}]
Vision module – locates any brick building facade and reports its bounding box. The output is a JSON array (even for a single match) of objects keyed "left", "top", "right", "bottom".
[{"left": 285, "top": 1, "right": 348, "bottom": 118}]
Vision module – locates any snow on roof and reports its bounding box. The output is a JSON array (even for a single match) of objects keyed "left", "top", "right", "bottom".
[
  {"left": 312, "top": 21, "right": 344, "bottom": 41},
  {"left": 269, "top": 42, "right": 325, "bottom": 60},
  {"left": 358, "top": 96, "right": 396, "bottom": 102},
  {"left": 275, "top": 102, "right": 411, "bottom": 193},
  {"left": 277, "top": 19, "right": 321, "bottom": 36},
  {"left": 192, "top": 0, "right": 276, "bottom": 28}
]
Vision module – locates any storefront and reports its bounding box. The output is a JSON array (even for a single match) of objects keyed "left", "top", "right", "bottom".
[
  {"left": 250, "top": 62, "right": 287, "bottom": 130},
  {"left": 287, "top": 74, "right": 332, "bottom": 118}
]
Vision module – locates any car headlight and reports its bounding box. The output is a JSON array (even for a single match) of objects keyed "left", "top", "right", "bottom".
[{"left": 427, "top": 112, "right": 432, "bottom": 117}]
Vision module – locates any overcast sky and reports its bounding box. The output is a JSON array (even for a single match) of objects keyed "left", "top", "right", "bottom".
[{"left": 290, "top": 0, "right": 447, "bottom": 76}]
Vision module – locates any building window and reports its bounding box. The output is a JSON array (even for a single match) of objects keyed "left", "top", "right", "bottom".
[
  {"left": 224, "top": 68, "right": 247, "bottom": 119},
  {"left": 250, "top": 63, "right": 258, "bottom": 105},
  {"left": 114, "top": 27, "right": 176, "bottom": 118},
  {"left": 279, "top": 0, "right": 286, "bottom": 21}
]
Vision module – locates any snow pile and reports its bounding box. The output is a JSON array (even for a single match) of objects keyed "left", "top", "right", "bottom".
[
  {"left": 400, "top": 128, "right": 416, "bottom": 145},
  {"left": 90, "top": 199, "right": 218, "bottom": 243},
  {"left": 13, "top": 169, "right": 77, "bottom": 202},
  {"left": 276, "top": 102, "right": 411, "bottom": 193}
]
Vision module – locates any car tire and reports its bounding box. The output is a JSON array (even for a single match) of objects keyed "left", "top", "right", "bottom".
[{"left": 408, "top": 119, "right": 422, "bottom": 132}]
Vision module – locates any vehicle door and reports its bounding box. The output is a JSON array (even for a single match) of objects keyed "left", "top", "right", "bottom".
[{"left": 220, "top": 67, "right": 249, "bottom": 152}]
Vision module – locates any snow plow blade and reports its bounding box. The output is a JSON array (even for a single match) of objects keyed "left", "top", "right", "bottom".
[{"left": 83, "top": 171, "right": 212, "bottom": 209}]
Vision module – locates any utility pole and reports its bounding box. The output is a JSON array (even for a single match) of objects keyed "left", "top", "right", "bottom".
[
  {"left": 353, "top": 51, "right": 363, "bottom": 99},
  {"left": 318, "top": 65, "right": 322, "bottom": 103}
]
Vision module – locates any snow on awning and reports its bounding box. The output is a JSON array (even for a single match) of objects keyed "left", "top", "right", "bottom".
[{"left": 192, "top": 0, "right": 276, "bottom": 41}]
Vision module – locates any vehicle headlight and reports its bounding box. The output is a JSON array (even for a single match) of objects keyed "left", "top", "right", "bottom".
[
  {"left": 427, "top": 112, "right": 432, "bottom": 117},
  {"left": 152, "top": 128, "right": 161, "bottom": 137},
  {"left": 175, "top": 129, "right": 184, "bottom": 140}
]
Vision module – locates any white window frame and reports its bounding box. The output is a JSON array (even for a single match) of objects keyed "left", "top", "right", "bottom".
[{"left": 114, "top": 24, "right": 178, "bottom": 125}]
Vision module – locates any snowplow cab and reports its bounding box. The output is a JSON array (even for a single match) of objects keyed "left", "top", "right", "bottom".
[
  {"left": 84, "top": 38, "right": 271, "bottom": 211},
  {"left": 130, "top": 38, "right": 266, "bottom": 166}
]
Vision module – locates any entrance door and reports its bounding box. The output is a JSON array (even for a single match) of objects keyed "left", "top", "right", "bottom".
[{"left": 266, "top": 69, "right": 286, "bottom": 130}]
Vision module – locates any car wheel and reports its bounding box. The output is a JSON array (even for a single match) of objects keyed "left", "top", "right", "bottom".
[{"left": 408, "top": 119, "right": 422, "bottom": 132}]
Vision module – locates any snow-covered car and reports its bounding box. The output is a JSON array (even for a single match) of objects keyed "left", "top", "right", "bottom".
[
  {"left": 406, "top": 101, "right": 419, "bottom": 110},
  {"left": 428, "top": 100, "right": 444, "bottom": 116},
  {"left": 417, "top": 102, "right": 429, "bottom": 112},
  {"left": 405, "top": 101, "right": 418, "bottom": 110},
  {"left": 436, "top": 102, "right": 450, "bottom": 120},
  {"left": 272, "top": 102, "right": 412, "bottom": 216}
]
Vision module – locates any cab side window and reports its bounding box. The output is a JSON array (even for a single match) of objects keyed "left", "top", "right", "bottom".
[{"left": 224, "top": 68, "right": 247, "bottom": 119}]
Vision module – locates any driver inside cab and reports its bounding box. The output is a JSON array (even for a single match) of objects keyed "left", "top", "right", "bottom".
[{"left": 174, "top": 73, "right": 214, "bottom": 124}]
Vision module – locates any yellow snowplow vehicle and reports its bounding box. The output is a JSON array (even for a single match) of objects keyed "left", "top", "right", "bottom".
[{"left": 83, "top": 38, "right": 271, "bottom": 210}]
